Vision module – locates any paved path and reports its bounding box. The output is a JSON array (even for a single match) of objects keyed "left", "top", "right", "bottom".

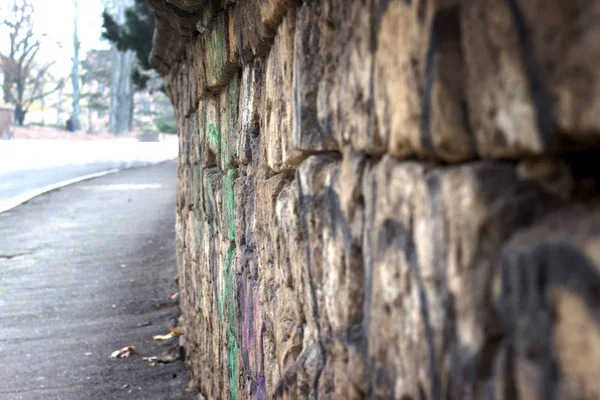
[
  {"left": 0, "top": 139, "right": 178, "bottom": 213},
  {"left": 0, "top": 161, "right": 194, "bottom": 400}
]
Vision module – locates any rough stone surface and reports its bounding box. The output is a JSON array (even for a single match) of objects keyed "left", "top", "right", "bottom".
[{"left": 151, "top": 0, "right": 600, "bottom": 398}]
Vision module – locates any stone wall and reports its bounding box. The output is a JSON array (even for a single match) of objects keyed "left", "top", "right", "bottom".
[{"left": 151, "top": 0, "right": 600, "bottom": 398}]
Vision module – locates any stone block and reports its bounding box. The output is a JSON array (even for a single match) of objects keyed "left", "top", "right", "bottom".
[
  {"left": 202, "top": 12, "right": 239, "bottom": 91},
  {"left": 292, "top": 2, "right": 341, "bottom": 154},
  {"left": 259, "top": 0, "right": 295, "bottom": 43},
  {"left": 221, "top": 169, "right": 237, "bottom": 242},
  {"left": 232, "top": 0, "right": 296, "bottom": 64},
  {"left": 251, "top": 172, "right": 289, "bottom": 396},
  {"left": 204, "top": 96, "right": 221, "bottom": 164},
  {"left": 374, "top": 0, "right": 473, "bottom": 162},
  {"left": 362, "top": 156, "right": 559, "bottom": 398},
  {"left": 188, "top": 111, "right": 199, "bottom": 166},
  {"left": 500, "top": 203, "right": 600, "bottom": 400},
  {"left": 178, "top": 114, "right": 191, "bottom": 167},
  {"left": 462, "top": 0, "right": 600, "bottom": 158},
  {"left": 232, "top": 1, "right": 263, "bottom": 63},
  {"left": 218, "top": 73, "right": 240, "bottom": 170},
  {"left": 193, "top": 38, "right": 209, "bottom": 98},
  {"left": 270, "top": 152, "right": 367, "bottom": 397},
  {"left": 262, "top": 9, "right": 306, "bottom": 172},
  {"left": 197, "top": 101, "right": 218, "bottom": 168},
  {"left": 273, "top": 180, "right": 313, "bottom": 399},
  {"left": 337, "top": 0, "right": 380, "bottom": 154},
  {"left": 237, "top": 59, "right": 264, "bottom": 165}
]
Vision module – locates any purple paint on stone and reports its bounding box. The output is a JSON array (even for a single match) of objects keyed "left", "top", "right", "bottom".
[{"left": 256, "top": 376, "right": 267, "bottom": 400}]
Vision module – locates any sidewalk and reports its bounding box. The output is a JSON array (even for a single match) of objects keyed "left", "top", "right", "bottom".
[{"left": 0, "top": 161, "right": 194, "bottom": 399}]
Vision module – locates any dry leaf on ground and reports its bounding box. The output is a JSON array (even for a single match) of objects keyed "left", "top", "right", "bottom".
[
  {"left": 169, "top": 326, "right": 183, "bottom": 336},
  {"left": 152, "top": 332, "right": 175, "bottom": 341},
  {"left": 153, "top": 327, "right": 183, "bottom": 341},
  {"left": 110, "top": 346, "right": 136, "bottom": 358}
]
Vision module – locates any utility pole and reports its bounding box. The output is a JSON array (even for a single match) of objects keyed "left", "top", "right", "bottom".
[{"left": 71, "top": 0, "right": 81, "bottom": 131}]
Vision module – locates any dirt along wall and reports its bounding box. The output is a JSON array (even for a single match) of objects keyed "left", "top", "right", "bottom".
[{"left": 148, "top": 0, "right": 600, "bottom": 398}]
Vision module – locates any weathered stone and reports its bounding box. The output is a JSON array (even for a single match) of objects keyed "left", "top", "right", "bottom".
[
  {"left": 252, "top": 172, "right": 289, "bottom": 397},
  {"left": 527, "top": 1, "right": 600, "bottom": 139},
  {"left": 204, "top": 95, "right": 221, "bottom": 164},
  {"left": 177, "top": 113, "right": 191, "bottom": 167},
  {"left": 363, "top": 157, "right": 559, "bottom": 399},
  {"left": 262, "top": 9, "right": 306, "bottom": 172},
  {"left": 337, "top": 0, "right": 379, "bottom": 154},
  {"left": 193, "top": 38, "right": 209, "bottom": 98},
  {"left": 291, "top": 2, "right": 340, "bottom": 153},
  {"left": 462, "top": 0, "right": 600, "bottom": 158},
  {"left": 148, "top": 13, "right": 187, "bottom": 73},
  {"left": 197, "top": 100, "right": 218, "bottom": 168},
  {"left": 231, "top": 1, "right": 263, "bottom": 63},
  {"left": 187, "top": 111, "right": 199, "bottom": 166},
  {"left": 154, "top": 1, "right": 600, "bottom": 399},
  {"left": 201, "top": 12, "right": 239, "bottom": 92},
  {"left": 219, "top": 74, "right": 240, "bottom": 169},
  {"left": 166, "top": 0, "right": 206, "bottom": 14},
  {"left": 231, "top": 0, "right": 296, "bottom": 64},
  {"left": 500, "top": 203, "right": 600, "bottom": 400},
  {"left": 375, "top": 0, "right": 473, "bottom": 162},
  {"left": 237, "top": 59, "right": 264, "bottom": 165}
]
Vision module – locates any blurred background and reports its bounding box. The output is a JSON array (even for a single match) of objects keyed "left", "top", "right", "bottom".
[
  {"left": 0, "top": 0, "right": 178, "bottom": 213},
  {"left": 0, "top": 0, "right": 175, "bottom": 139}
]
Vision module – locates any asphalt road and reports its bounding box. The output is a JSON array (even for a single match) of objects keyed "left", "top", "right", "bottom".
[
  {"left": 0, "top": 140, "right": 179, "bottom": 214},
  {"left": 0, "top": 161, "right": 195, "bottom": 399},
  {"left": 0, "top": 164, "right": 120, "bottom": 212}
]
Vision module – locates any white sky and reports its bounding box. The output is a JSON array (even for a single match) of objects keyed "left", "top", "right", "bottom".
[
  {"left": 1, "top": 0, "right": 111, "bottom": 76},
  {"left": 34, "top": 0, "right": 109, "bottom": 71}
]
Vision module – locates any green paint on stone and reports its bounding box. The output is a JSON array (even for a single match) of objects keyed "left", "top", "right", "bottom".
[
  {"left": 207, "top": 123, "right": 220, "bottom": 155},
  {"left": 225, "top": 248, "right": 235, "bottom": 328},
  {"left": 221, "top": 76, "right": 239, "bottom": 169},
  {"left": 221, "top": 127, "right": 231, "bottom": 169},
  {"left": 229, "top": 76, "right": 239, "bottom": 159},
  {"left": 227, "top": 330, "right": 238, "bottom": 400},
  {"left": 218, "top": 247, "right": 234, "bottom": 323},
  {"left": 223, "top": 169, "right": 237, "bottom": 241},
  {"left": 223, "top": 246, "right": 238, "bottom": 400}
]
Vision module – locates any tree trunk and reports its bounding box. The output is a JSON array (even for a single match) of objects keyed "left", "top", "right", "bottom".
[
  {"left": 56, "top": 85, "right": 64, "bottom": 126},
  {"left": 117, "top": 50, "right": 135, "bottom": 133},
  {"left": 71, "top": 0, "right": 81, "bottom": 131},
  {"left": 14, "top": 105, "right": 26, "bottom": 126},
  {"left": 41, "top": 96, "right": 46, "bottom": 126},
  {"left": 87, "top": 106, "right": 92, "bottom": 132},
  {"left": 108, "top": 0, "right": 135, "bottom": 135},
  {"left": 109, "top": 45, "right": 120, "bottom": 133}
]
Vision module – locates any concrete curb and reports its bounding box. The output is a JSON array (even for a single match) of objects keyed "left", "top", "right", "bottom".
[{"left": 0, "top": 168, "right": 121, "bottom": 215}]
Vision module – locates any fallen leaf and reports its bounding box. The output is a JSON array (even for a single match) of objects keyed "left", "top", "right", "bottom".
[
  {"left": 110, "top": 346, "right": 136, "bottom": 358},
  {"left": 143, "top": 353, "right": 179, "bottom": 364},
  {"left": 156, "top": 353, "right": 180, "bottom": 364},
  {"left": 169, "top": 326, "right": 184, "bottom": 336},
  {"left": 120, "top": 384, "right": 130, "bottom": 390},
  {"left": 170, "top": 292, "right": 179, "bottom": 300},
  {"left": 137, "top": 321, "right": 152, "bottom": 327},
  {"left": 152, "top": 332, "right": 175, "bottom": 341}
]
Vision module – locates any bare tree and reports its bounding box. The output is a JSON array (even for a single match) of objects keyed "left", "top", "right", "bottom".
[{"left": 0, "top": 0, "right": 63, "bottom": 125}]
